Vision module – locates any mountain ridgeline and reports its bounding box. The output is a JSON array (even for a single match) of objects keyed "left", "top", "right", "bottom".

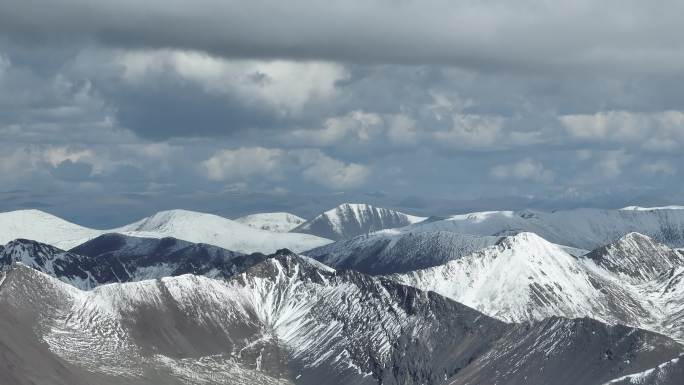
[
  {"left": 0, "top": 252, "right": 681, "bottom": 385},
  {"left": 291, "top": 203, "right": 427, "bottom": 241},
  {"left": 3, "top": 205, "right": 684, "bottom": 384}
]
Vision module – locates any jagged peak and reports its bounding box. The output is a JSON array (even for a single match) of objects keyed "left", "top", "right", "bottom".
[
  {"left": 0, "top": 262, "right": 79, "bottom": 295},
  {"left": 618, "top": 231, "right": 657, "bottom": 242},
  {"left": 320, "top": 202, "right": 421, "bottom": 218},
  {"left": 1, "top": 238, "right": 66, "bottom": 254},
  {"left": 231, "top": 249, "right": 338, "bottom": 287},
  {"left": 584, "top": 231, "right": 684, "bottom": 283},
  {"left": 589, "top": 231, "right": 673, "bottom": 258}
]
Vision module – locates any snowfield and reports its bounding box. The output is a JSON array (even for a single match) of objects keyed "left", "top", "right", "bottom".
[
  {"left": 0, "top": 209, "right": 332, "bottom": 254},
  {"left": 235, "top": 212, "right": 306, "bottom": 233},
  {"left": 403, "top": 207, "right": 684, "bottom": 249},
  {"left": 116, "top": 210, "right": 331, "bottom": 254}
]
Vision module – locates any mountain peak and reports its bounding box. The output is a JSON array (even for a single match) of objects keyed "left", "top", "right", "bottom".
[
  {"left": 584, "top": 231, "right": 684, "bottom": 283},
  {"left": 292, "top": 203, "right": 426, "bottom": 240},
  {"left": 495, "top": 231, "right": 561, "bottom": 253},
  {"left": 117, "top": 209, "right": 331, "bottom": 254},
  {"left": 0, "top": 209, "right": 101, "bottom": 249},
  {"left": 235, "top": 212, "right": 305, "bottom": 232}
]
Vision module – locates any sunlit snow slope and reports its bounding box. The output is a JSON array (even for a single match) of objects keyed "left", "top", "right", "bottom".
[
  {"left": 292, "top": 203, "right": 426, "bottom": 241},
  {"left": 235, "top": 212, "right": 306, "bottom": 233},
  {"left": 117, "top": 210, "right": 332, "bottom": 254},
  {"left": 0, "top": 210, "right": 102, "bottom": 250},
  {"left": 394, "top": 232, "right": 684, "bottom": 341},
  {"left": 407, "top": 207, "right": 684, "bottom": 249},
  {"left": 0, "top": 209, "right": 332, "bottom": 254}
]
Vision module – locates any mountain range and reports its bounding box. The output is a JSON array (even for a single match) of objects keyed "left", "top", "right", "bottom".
[
  {"left": 291, "top": 203, "right": 427, "bottom": 241},
  {"left": 0, "top": 209, "right": 331, "bottom": 254},
  {"left": 3, "top": 204, "right": 684, "bottom": 384},
  {"left": 1, "top": 251, "right": 682, "bottom": 385}
]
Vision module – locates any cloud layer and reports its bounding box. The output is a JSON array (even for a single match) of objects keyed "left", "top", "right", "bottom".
[{"left": 1, "top": 1, "right": 684, "bottom": 225}]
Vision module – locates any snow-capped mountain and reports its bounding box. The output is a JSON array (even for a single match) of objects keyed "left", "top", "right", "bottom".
[
  {"left": 235, "top": 212, "right": 306, "bottom": 233},
  {"left": 119, "top": 210, "right": 331, "bottom": 254},
  {"left": 406, "top": 207, "right": 684, "bottom": 249},
  {"left": 291, "top": 203, "right": 426, "bottom": 241},
  {"left": 117, "top": 209, "right": 332, "bottom": 254},
  {"left": 583, "top": 232, "right": 684, "bottom": 284},
  {"left": 1, "top": 253, "right": 680, "bottom": 385},
  {"left": 0, "top": 238, "right": 95, "bottom": 288},
  {"left": 392, "top": 233, "right": 650, "bottom": 324},
  {"left": 0, "top": 235, "right": 264, "bottom": 289},
  {"left": 305, "top": 230, "right": 501, "bottom": 274},
  {"left": 0, "top": 209, "right": 102, "bottom": 250},
  {"left": 393, "top": 232, "right": 684, "bottom": 342},
  {"left": 0, "top": 209, "right": 332, "bottom": 254}
]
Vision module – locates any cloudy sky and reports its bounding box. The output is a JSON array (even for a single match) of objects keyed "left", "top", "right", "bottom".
[{"left": 2, "top": 0, "right": 684, "bottom": 226}]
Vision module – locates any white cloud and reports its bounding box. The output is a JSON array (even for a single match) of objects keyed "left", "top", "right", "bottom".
[
  {"left": 295, "top": 150, "right": 370, "bottom": 189},
  {"left": 387, "top": 115, "right": 418, "bottom": 145},
  {"left": 44, "top": 147, "right": 95, "bottom": 167},
  {"left": 433, "top": 114, "right": 505, "bottom": 148},
  {"left": 561, "top": 110, "right": 684, "bottom": 151},
  {"left": 490, "top": 158, "right": 554, "bottom": 183},
  {"left": 290, "top": 110, "right": 383, "bottom": 146},
  {"left": 117, "top": 50, "right": 348, "bottom": 114},
  {"left": 202, "top": 147, "right": 370, "bottom": 189},
  {"left": 595, "top": 150, "right": 631, "bottom": 179},
  {"left": 203, "top": 147, "right": 284, "bottom": 181}
]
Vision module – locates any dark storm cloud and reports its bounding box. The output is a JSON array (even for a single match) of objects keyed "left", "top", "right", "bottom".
[
  {"left": 113, "top": 79, "right": 288, "bottom": 139},
  {"left": 1, "top": 1, "right": 684, "bottom": 74},
  {"left": 50, "top": 159, "right": 93, "bottom": 182}
]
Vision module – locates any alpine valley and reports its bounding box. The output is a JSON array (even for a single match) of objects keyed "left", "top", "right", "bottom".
[{"left": 2, "top": 204, "right": 684, "bottom": 385}]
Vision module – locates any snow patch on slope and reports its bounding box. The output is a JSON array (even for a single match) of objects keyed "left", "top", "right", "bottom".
[
  {"left": 236, "top": 212, "right": 306, "bottom": 233},
  {"left": 604, "top": 355, "right": 684, "bottom": 384},
  {"left": 621, "top": 206, "right": 684, "bottom": 211}
]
